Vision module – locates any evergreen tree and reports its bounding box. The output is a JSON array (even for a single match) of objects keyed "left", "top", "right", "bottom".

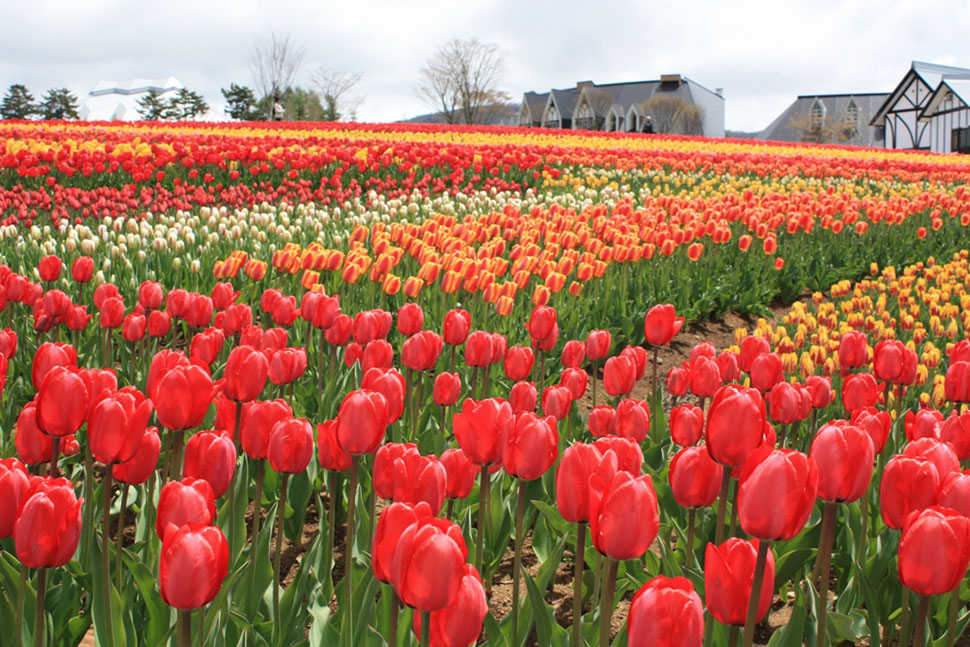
[
  {"left": 163, "top": 88, "right": 209, "bottom": 120},
  {"left": 0, "top": 84, "right": 38, "bottom": 119},
  {"left": 221, "top": 83, "right": 259, "bottom": 120},
  {"left": 39, "top": 88, "right": 80, "bottom": 120},
  {"left": 136, "top": 89, "right": 167, "bottom": 120}
]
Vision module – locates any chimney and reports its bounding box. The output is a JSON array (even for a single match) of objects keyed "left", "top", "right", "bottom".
[{"left": 715, "top": 88, "right": 724, "bottom": 97}]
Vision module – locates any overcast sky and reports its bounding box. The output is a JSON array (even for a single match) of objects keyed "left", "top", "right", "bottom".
[{"left": 2, "top": 0, "right": 968, "bottom": 132}]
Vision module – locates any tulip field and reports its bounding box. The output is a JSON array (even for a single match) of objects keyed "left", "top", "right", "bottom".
[{"left": 2, "top": 119, "right": 970, "bottom": 647}]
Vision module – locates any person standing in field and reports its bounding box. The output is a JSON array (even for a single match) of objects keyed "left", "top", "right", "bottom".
[{"left": 272, "top": 96, "right": 285, "bottom": 121}]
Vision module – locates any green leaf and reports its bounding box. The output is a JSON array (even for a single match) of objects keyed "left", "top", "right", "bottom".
[
  {"left": 122, "top": 551, "right": 172, "bottom": 646},
  {"left": 767, "top": 604, "right": 806, "bottom": 647},
  {"left": 773, "top": 548, "right": 815, "bottom": 590},
  {"left": 827, "top": 611, "right": 867, "bottom": 643},
  {"left": 524, "top": 572, "right": 568, "bottom": 647}
]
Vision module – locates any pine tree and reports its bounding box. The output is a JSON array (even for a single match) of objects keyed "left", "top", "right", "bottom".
[
  {"left": 0, "top": 84, "right": 38, "bottom": 119},
  {"left": 136, "top": 89, "right": 168, "bottom": 120},
  {"left": 163, "top": 88, "right": 209, "bottom": 120},
  {"left": 39, "top": 88, "right": 80, "bottom": 120},
  {"left": 221, "top": 83, "right": 259, "bottom": 120}
]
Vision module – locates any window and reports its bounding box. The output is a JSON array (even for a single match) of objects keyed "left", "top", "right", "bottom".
[
  {"left": 845, "top": 99, "right": 859, "bottom": 132},
  {"left": 517, "top": 105, "right": 531, "bottom": 127},
  {"left": 952, "top": 126, "right": 970, "bottom": 154},
  {"left": 810, "top": 99, "right": 825, "bottom": 131},
  {"left": 543, "top": 103, "right": 560, "bottom": 128},
  {"left": 574, "top": 99, "right": 596, "bottom": 130}
]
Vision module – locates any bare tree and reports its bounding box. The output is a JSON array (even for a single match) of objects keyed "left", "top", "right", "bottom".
[
  {"left": 249, "top": 31, "right": 304, "bottom": 103},
  {"left": 788, "top": 112, "right": 856, "bottom": 144},
  {"left": 640, "top": 95, "right": 705, "bottom": 135},
  {"left": 310, "top": 66, "right": 363, "bottom": 121},
  {"left": 415, "top": 38, "right": 510, "bottom": 125}
]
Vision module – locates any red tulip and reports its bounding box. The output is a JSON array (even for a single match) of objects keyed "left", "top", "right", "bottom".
[
  {"left": 336, "top": 389, "right": 388, "bottom": 455},
  {"left": 32, "top": 341, "right": 77, "bottom": 390},
  {"left": 325, "top": 314, "right": 354, "bottom": 346},
  {"left": 362, "top": 367, "right": 406, "bottom": 423},
  {"left": 374, "top": 443, "right": 419, "bottom": 499},
  {"left": 152, "top": 364, "right": 213, "bottom": 431},
  {"left": 402, "top": 330, "right": 443, "bottom": 371},
  {"left": 113, "top": 427, "right": 161, "bottom": 485},
  {"left": 561, "top": 339, "right": 586, "bottom": 368},
  {"left": 585, "top": 329, "right": 611, "bottom": 360},
  {"left": 951, "top": 341, "right": 970, "bottom": 364},
  {"left": 148, "top": 310, "right": 172, "bottom": 337},
  {"left": 0, "top": 458, "right": 30, "bottom": 538},
  {"left": 939, "top": 470, "right": 970, "bottom": 518},
  {"left": 89, "top": 386, "right": 152, "bottom": 464},
  {"left": 838, "top": 331, "right": 869, "bottom": 370},
  {"left": 353, "top": 310, "right": 383, "bottom": 344},
  {"left": 898, "top": 506, "right": 970, "bottom": 595},
  {"left": 810, "top": 421, "right": 874, "bottom": 503},
  {"left": 628, "top": 575, "right": 704, "bottom": 647},
  {"left": 159, "top": 523, "right": 229, "bottom": 609},
  {"left": 688, "top": 356, "right": 721, "bottom": 398},
  {"left": 704, "top": 538, "right": 776, "bottom": 626},
  {"left": 622, "top": 346, "right": 649, "bottom": 380},
  {"left": 0, "top": 327, "right": 16, "bottom": 358},
  {"left": 189, "top": 328, "right": 224, "bottom": 366},
  {"left": 37, "top": 365, "right": 89, "bottom": 437},
  {"left": 16, "top": 399, "right": 52, "bottom": 464},
  {"left": 373, "top": 501, "right": 433, "bottom": 583},
  {"left": 603, "top": 355, "right": 636, "bottom": 396},
  {"left": 503, "top": 412, "right": 558, "bottom": 481},
  {"left": 71, "top": 257, "right": 94, "bottom": 283},
  {"left": 361, "top": 339, "right": 393, "bottom": 372},
  {"left": 412, "top": 565, "right": 489, "bottom": 646},
  {"left": 183, "top": 430, "right": 237, "bottom": 498},
  {"left": 739, "top": 336, "right": 770, "bottom": 373},
  {"left": 556, "top": 443, "right": 604, "bottom": 523},
  {"left": 443, "top": 308, "right": 472, "bottom": 345},
  {"left": 305, "top": 293, "right": 340, "bottom": 330},
  {"left": 904, "top": 408, "right": 944, "bottom": 442},
  {"left": 463, "top": 331, "right": 492, "bottom": 368},
  {"left": 14, "top": 476, "right": 83, "bottom": 568},
  {"left": 841, "top": 373, "right": 882, "bottom": 412},
  {"left": 239, "top": 399, "right": 291, "bottom": 459},
  {"left": 156, "top": 478, "right": 216, "bottom": 538},
  {"left": 669, "top": 445, "right": 723, "bottom": 508},
  {"left": 224, "top": 345, "right": 269, "bottom": 402},
  {"left": 705, "top": 385, "right": 766, "bottom": 467},
  {"left": 541, "top": 385, "right": 572, "bottom": 421},
  {"left": 940, "top": 411, "right": 970, "bottom": 460},
  {"left": 665, "top": 364, "right": 690, "bottom": 396},
  {"left": 503, "top": 346, "right": 534, "bottom": 381},
  {"left": 749, "top": 353, "right": 783, "bottom": 392},
  {"left": 211, "top": 282, "right": 238, "bottom": 310},
  {"left": 441, "top": 448, "right": 478, "bottom": 499},
  {"left": 670, "top": 404, "right": 703, "bottom": 446},
  {"left": 766, "top": 382, "right": 803, "bottom": 425},
  {"left": 270, "top": 295, "right": 297, "bottom": 326},
  {"left": 717, "top": 351, "right": 740, "bottom": 383},
  {"left": 268, "top": 347, "right": 307, "bottom": 385},
  {"left": 560, "top": 367, "right": 588, "bottom": 400},
  {"left": 397, "top": 303, "right": 424, "bottom": 336},
  {"left": 453, "top": 398, "right": 513, "bottom": 466},
  {"left": 38, "top": 255, "right": 62, "bottom": 282},
  {"left": 344, "top": 343, "right": 362, "bottom": 367},
  {"left": 391, "top": 516, "right": 468, "bottom": 610},
  {"left": 432, "top": 372, "right": 461, "bottom": 407},
  {"left": 849, "top": 406, "right": 891, "bottom": 454},
  {"left": 316, "top": 420, "right": 352, "bottom": 472},
  {"left": 394, "top": 452, "right": 448, "bottom": 514},
  {"left": 526, "top": 305, "right": 557, "bottom": 343},
  {"left": 945, "top": 361, "right": 970, "bottom": 403},
  {"left": 593, "top": 436, "right": 643, "bottom": 474},
  {"left": 587, "top": 404, "right": 615, "bottom": 438},
  {"left": 138, "top": 281, "right": 164, "bottom": 310},
  {"left": 536, "top": 322, "right": 559, "bottom": 352},
  {"left": 589, "top": 471, "right": 658, "bottom": 559},
  {"left": 509, "top": 381, "right": 537, "bottom": 414},
  {"left": 738, "top": 449, "right": 818, "bottom": 540},
  {"left": 880, "top": 456, "right": 940, "bottom": 529},
  {"left": 873, "top": 340, "right": 917, "bottom": 385},
  {"left": 644, "top": 304, "right": 683, "bottom": 346},
  {"left": 268, "top": 417, "right": 314, "bottom": 474},
  {"left": 903, "top": 437, "right": 960, "bottom": 480},
  {"left": 613, "top": 398, "right": 650, "bottom": 442}
]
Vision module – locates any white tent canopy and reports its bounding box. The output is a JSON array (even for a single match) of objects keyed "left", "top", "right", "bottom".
[{"left": 78, "top": 77, "right": 224, "bottom": 121}]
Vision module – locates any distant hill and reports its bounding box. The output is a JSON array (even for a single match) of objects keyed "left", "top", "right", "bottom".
[
  {"left": 725, "top": 130, "right": 763, "bottom": 140},
  {"left": 401, "top": 103, "right": 518, "bottom": 126}
]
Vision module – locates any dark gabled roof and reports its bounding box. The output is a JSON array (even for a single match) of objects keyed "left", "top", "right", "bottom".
[
  {"left": 760, "top": 93, "right": 889, "bottom": 145},
  {"left": 548, "top": 87, "right": 579, "bottom": 119},
  {"left": 870, "top": 60, "right": 970, "bottom": 125}
]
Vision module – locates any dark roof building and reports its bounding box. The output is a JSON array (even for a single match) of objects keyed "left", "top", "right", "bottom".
[{"left": 759, "top": 93, "right": 889, "bottom": 147}]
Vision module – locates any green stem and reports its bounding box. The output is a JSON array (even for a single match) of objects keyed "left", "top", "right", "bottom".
[
  {"left": 47, "top": 437, "right": 60, "bottom": 479},
  {"left": 177, "top": 608, "right": 191, "bottom": 647},
  {"left": 326, "top": 471, "right": 336, "bottom": 581},
  {"left": 857, "top": 494, "right": 869, "bottom": 565},
  {"left": 946, "top": 584, "right": 961, "bottom": 647},
  {"left": 598, "top": 558, "right": 618, "bottom": 647},
  {"left": 686, "top": 508, "right": 696, "bottom": 563},
  {"left": 816, "top": 503, "right": 837, "bottom": 647},
  {"left": 420, "top": 609, "right": 431, "bottom": 647},
  {"left": 388, "top": 589, "right": 399, "bottom": 647},
  {"left": 573, "top": 522, "right": 586, "bottom": 647},
  {"left": 715, "top": 470, "right": 731, "bottom": 545},
  {"left": 344, "top": 457, "right": 359, "bottom": 644},
  {"left": 445, "top": 498, "right": 455, "bottom": 522},
  {"left": 272, "top": 473, "right": 289, "bottom": 645},
  {"left": 14, "top": 563, "right": 26, "bottom": 647},
  {"left": 728, "top": 477, "right": 740, "bottom": 539},
  {"left": 33, "top": 569, "right": 46, "bottom": 647},
  {"left": 912, "top": 594, "right": 930, "bottom": 647},
  {"left": 101, "top": 469, "right": 116, "bottom": 647},
  {"left": 245, "top": 459, "right": 265, "bottom": 613},
  {"left": 728, "top": 626, "right": 740, "bottom": 647},
  {"left": 115, "top": 482, "right": 129, "bottom": 591},
  {"left": 591, "top": 552, "right": 602, "bottom": 618},
  {"left": 81, "top": 442, "right": 95, "bottom": 566},
  {"left": 651, "top": 347, "right": 659, "bottom": 394},
  {"left": 475, "top": 465, "right": 490, "bottom": 579},
  {"left": 741, "top": 540, "right": 770, "bottom": 647},
  {"left": 900, "top": 589, "right": 913, "bottom": 647},
  {"left": 512, "top": 480, "right": 527, "bottom": 645}
]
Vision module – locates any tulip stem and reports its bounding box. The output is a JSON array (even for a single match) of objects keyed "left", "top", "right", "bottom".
[
  {"left": 856, "top": 495, "right": 869, "bottom": 565},
  {"left": 946, "top": 584, "right": 961, "bottom": 647},
  {"left": 388, "top": 589, "right": 399, "bottom": 647},
  {"left": 913, "top": 594, "right": 930, "bottom": 647},
  {"left": 475, "top": 465, "right": 490, "bottom": 581},
  {"left": 15, "top": 563, "right": 26, "bottom": 647},
  {"left": 48, "top": 437, "right": 60, "bottom": 479},
  {"left": 816, "top": 503, "right": 837, "bottom": 647},
  {"left": 81, "top": 442, "right": 95, "bottom": 566},
  {"left": 100, "top": 469, "right": 117, "bottom": 647},
  {"left": 715, "top": 471, "right": 731, "bottom": 545},
  {"left": 728, "top": 478, "right": 740, "bottom": 539},
  {"left": 344, "top": 456, "right": 359, "bottom": 644},
  {"left": 326, "top": 471, "right": 337, "bottom": 581},
  {"left": 728, "top": 626, "right": 740, "bottom": 647},
  {"left": 33, "top": 569, "right": 46, "bottom": 647},
  {"left": 272, "top": 473, "right": 288, "bottom": 646},
  {"left": 591, "top": 552, "right": 602, "bottom": 615},
  {"left": 115, "top": 483, "right": 129, "bottom": 591},
  {"left": 420, "top": 610, "right": 431, "bottom": 647},
  {"left": 598, "top": 557, "right": 618, "bottom": 647},
  {"left": 741, "top": 540, "right": 770, "bottom": 647},
  {"left": 445, "top": 498, "right": 455, "bottom": 522},
  {"left": 651, "top": 347, "right": 659, "bottom": 395},
  {"left": 512, "top": 480, "right": 527, "bottom": 645},
  {"left": 592, "top": 359, "right": 599, "bottom": 408},
  {"left": 686, "top": 509, "right": 696, "bottom": 563},
  {"left": 900, "top": 590, "right": 913, "bottom": 647},
  {"left": 572, "top": 522, "right": 586, "bottom": 647},
  {"left": 177, "top": 609, "right": 191, "bottom": 647},
  {"left": 245, "top": 459, "right": 265, "bottom": 611}
]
